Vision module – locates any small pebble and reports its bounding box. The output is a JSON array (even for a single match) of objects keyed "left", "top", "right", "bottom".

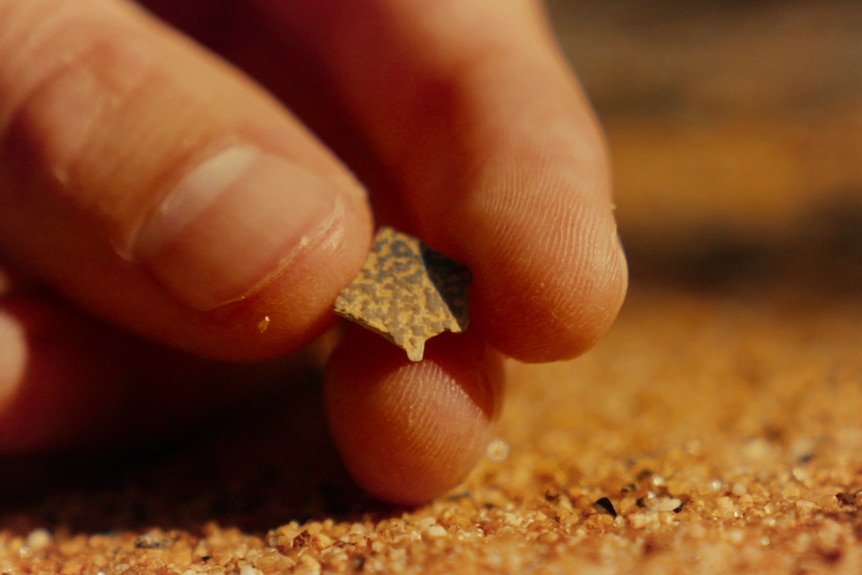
[
  {"left": 485, "top": 439, "right": 511, "bottom": 462},
  {"left": 26, "top": 529, "right": 52, "bottom": 551},
  {"left": 423, "top": 525, "right": 448, "bottom": 539}
]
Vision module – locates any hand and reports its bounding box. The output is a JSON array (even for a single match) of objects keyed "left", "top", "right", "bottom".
[{"left": 0, "top": 0, "right": 627, "bottom": 504}]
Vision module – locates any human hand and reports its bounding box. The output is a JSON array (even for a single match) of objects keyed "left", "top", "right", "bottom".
[{"left": 0, "top": 0, "right": 627, "bottom": 504}]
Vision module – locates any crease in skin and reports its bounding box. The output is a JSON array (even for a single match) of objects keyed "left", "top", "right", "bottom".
[
  {"left": 0, "top": 1, "right": 75, "bottom": 127},
  {"left": 0, "top": 8, "right": 180, "bottom": 242},
  {"left": 0, "top": 1, "right": 143, "bottom": 142}
]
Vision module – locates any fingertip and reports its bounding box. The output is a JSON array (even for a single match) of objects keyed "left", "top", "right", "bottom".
[
  {"left": 325, "top": 327, "right": 503, "bottom": 505},
  {"left": 473, "top": 211, "right": 629, "bottom": 363}
]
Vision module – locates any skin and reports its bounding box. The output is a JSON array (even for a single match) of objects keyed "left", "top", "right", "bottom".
[{"left": 0, "top": 0, "right": 627, "bottom": 504}]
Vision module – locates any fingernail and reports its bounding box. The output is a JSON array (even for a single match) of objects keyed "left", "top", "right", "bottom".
[{"left": 131, "top": 146, "right": 350, "bottom": 310}]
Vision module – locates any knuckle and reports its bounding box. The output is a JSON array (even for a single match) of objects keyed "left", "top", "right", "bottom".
[
  {"left": 0, "top": 2, "right": 189, "bottom": 243},
  {"left": 1, "top": 3, "right": 156, "bottom": 174}
]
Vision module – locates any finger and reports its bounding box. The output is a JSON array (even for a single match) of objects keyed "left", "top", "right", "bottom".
[
  {"left": 0, "top": 281, "right": 301, "bottom": 452},
  {"left": 325, "top": 327, "right": 504, "bottom": 505},
  {"left": 263, "top": 0, "right": 628, "bottom": 361},
  {"left": 0, "top": 0, "right": 372, "bottom": 361}
]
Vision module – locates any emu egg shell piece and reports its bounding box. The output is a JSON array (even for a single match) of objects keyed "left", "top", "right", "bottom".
[{"left": 334, "top": 227, "right": 472, "bottom": 361}]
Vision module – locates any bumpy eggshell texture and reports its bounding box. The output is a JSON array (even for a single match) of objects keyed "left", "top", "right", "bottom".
[{"left": 334, "top": 227, "right": 472, "bottom": 362}]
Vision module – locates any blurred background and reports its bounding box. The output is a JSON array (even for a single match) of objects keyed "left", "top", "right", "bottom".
[{"left": 546, "top": 0, "right": 862, "bottom": 286}]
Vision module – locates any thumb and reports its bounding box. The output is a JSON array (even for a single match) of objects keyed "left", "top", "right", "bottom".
[{"left": 0, "top": 1, "right": 372, "bottom": 360}]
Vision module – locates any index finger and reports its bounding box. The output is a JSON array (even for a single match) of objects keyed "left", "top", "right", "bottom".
[{"left": 0, "top": 0, "right": 372, "bottom": 360}]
